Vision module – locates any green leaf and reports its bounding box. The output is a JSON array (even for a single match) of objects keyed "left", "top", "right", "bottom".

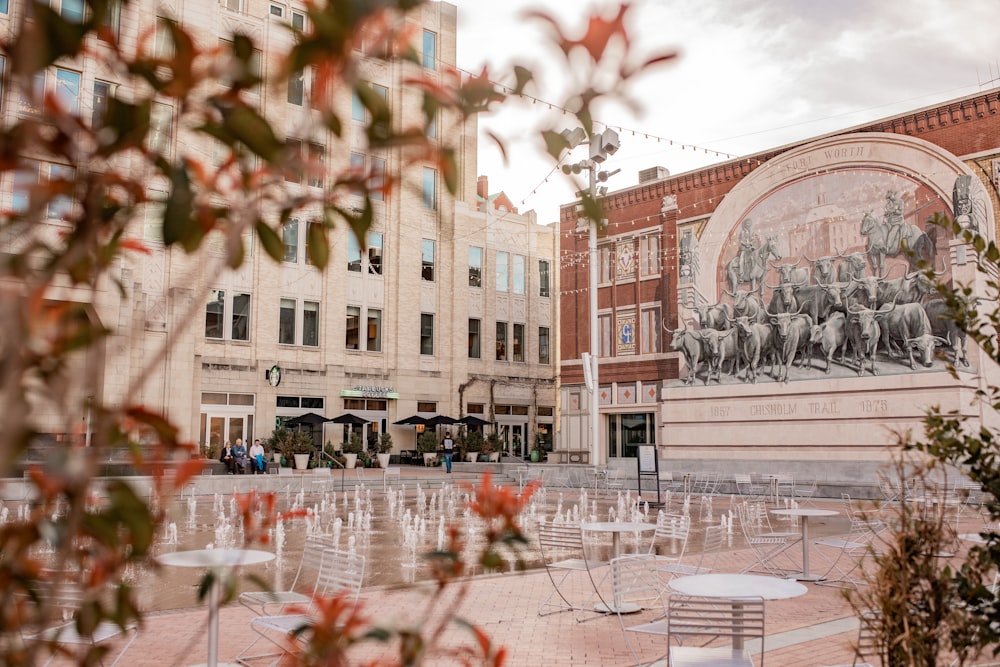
[
  {"left": 162, "top": 162, "right": 200, "bottom": 251},
  {"left": 306, "top": 220, "right": 329, "bottom": 269},
  {"left": 221, "top": 105, "right": 283, "bottom": 164},
  {"left": 255, "top": 221, "right": 284, "bottom": 262},
  {"left": 97, "top": 98, "right": 151, "bottom": 157}
]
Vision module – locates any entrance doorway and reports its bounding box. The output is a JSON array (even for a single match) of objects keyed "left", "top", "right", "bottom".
[
  {"left": 607, "top": 413, "right": 655, "bottom": 459},
  {"left": 497, "top": 423, "right": 527, "bottom": 458},
  {"left": 200, "top": 412, "right": 253, "bottom": 455}
]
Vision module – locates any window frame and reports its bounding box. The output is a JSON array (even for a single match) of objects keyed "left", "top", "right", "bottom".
[
  {"left": 231, "top": 292, "right": 251, "bottom": 341},
  {"left": 421, "top": 239, "right": 435, "bottom": 282},
  {"left": 205, "top": 289, "right": 226, "bottom": 340},
  {"left": 420, "top": 313, "right": 434, "bottom": 356},
  {"left": 368, "top": 232, "right": 383, "bottom": 275},
  {"left": 495, "top": 322, "right": 507, "bottom": 361},
  {"left": 539, "top": 259, "right": 550, "bottom": 297},
  {"left": 421, "top": 167, "right": 437, "bottom": 210},
  {"left": 495, "top": 251, "right": 509, "bottom": 293},
  {"left": 279, "top": 298, "right": 296, "bottom": 345},
  {"left": 539, "top": 326, "right": 550, "bottom": 364},
  {"left": 512, "top": 254, "right": 526, "bottom": 295},
  {"left": 366, "top": 308, "right": 382, "bottom": 352},
  {"left": 468, "top": 318, "right": 481, "bottom": 359},
  {"left": 469, "top": 246, "right": 483, "bottom": 287},
  {"left": 512, "top": 323, "right": 525, "bottom": 363},
  {"left": 422, "top": 29, "right": 437, "bottom": 69},
  {"left": 346, "top": 305, "right": 361, "bottom": 350},
  {"left": 282, "top": 219, "right": 299, "bottom": 263}
]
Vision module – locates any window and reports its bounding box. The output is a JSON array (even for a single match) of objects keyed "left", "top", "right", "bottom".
[
  {"left": 47, "top": 164, "right": 74, "bottom": 220},
  {"left": 232, "top": 292, "right": 250, "bottom": 341},
  {"left": 469, "top": 247, "right": 482, "bottom": 287},
  {"left": 368, "top": 232, "right": 383, "bottom": 275},
  {"left": 222, "top": 0, "right": 241, "bottom": 12},
  {"left": 54, "top": 68, "right": 81, "bottom": 113},
  {"left": 287, "top": 68, "right": 304, "bottom": 105},
  {"left": 539, "top": 260, "right": 550, "bottom": 297},
  {"left": 269, "top": 4, "right": 284, "bottom": 18},
  {"left": 291, "top": 9, "right": 305, "bottom": 30},
  {"left": 304, "top": 220, "right": 320, "bottom": 266},
  {"left": 495, "top": 252, "right": 508, "bottom": 292},
  {"left": 60, "top": 0, "right": 84, "bottom": 22},
  {"left": 282, "top": 219, "right": 298, "bottom": 262},
  {"left": 303, "top": 301, "right": 319, "bottom": 346},
  {"left": 370, "top": 156, "right": 385, "bottom": 200},
  {"left": 12, "top": 160, "right": 38, "bottom": 214},
  {"left": 92, "top": 81, "right": 110, "bottom": 128},
  {"left": 102, "top": 0, "right": 121, "bottom": 39},
  {"left": 422, "top": 167, "right": 436, "bottom": 210},
  {"left": 148, "top": 102, "right": 173, "bottom": 156},
  {"left": 512, "top": 254, "right": 525, "bottom": 295},
  {"left": 539, "top": 326, "right": 550, "bottom": 364},
  {"left": 640, "top": 307, "right": 660, "bottom": 354},
  {"left": 346, "top": 306, "right": 360, "bottom": 349},
  {"left": 285, "top": 140, "right": 325, "bottom": 186},
  {"left": 421, "top": 239, "right": 434, "bottom": 282},
  {"left": 427, "top": 110, "right": 438, "bottom": 140},
  {"left": 599, "top": 314, "right": 612, "bottom": 357},
  {"left": 420, "top": 314, "right": 434, "bottom": 356},
  {"left": 279, "top": 298, "right": 296, "bottom": 344},
  {"left": 347, "top": 233, "right": 361, "bottom": 272},
  {"left": 366, "top": 309, "right": 381, "bottom": 351},
  {"left": 351, "top": 91, "right": 365, "bottom": 122},
  {"left": 422, "top": 30, "right": 436, "bottom": 69},
  {"left": 512, "top": 323, "right": 524, "bottom": 362},
  {"left": 220, "top": 39, "right": 262, "bottom": 94},
  {"left": 0, "top": 1, "right": 7, "bottom": 14},
  {"left": 599, "top": 245, "right": 613, "bottom": 283},
  {"left": 154, "top": 17, "right": 176, "bottom": 59},
  {"left": 206, "top": 289, "right": 225, "bottom": 339},
  {"left": 496, "top": 323, "right": 507, "bottom": 361},
  {"left": 468, "top": 318, "right": 481, "bottom": 359},
  {"left": 640, "top": 233, "right": 660, "bottom": 276}
]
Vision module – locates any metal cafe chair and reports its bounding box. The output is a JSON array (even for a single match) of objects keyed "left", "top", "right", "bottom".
[
  {"left": 239, "top": 536, "right": 336, "bottom": 616},
  {"left": 737, "top": 501, "right": 800, "bottom": 577},
  {"left": 237, "top": 547, "right": 365, "bottom": 667},
  {"left": 19, "top": 579, "right": 139, "bottom": 667},
  {"left": 666, "top": 593, "right": 766, "bottom": 667},
  {"left": 536, "top": 521, "right": 609, "bottom": 622},
  {"left": 658, "top": 523, "right": 726, "bottom": 581},
  {"left": 814, "top": 494, "right": 887, "bottom": 589},
  {"left": 612, "top": 554, "right": 670, "bottom": 665}
]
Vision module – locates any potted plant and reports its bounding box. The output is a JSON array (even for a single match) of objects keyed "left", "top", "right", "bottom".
[
  {"left": 417, "top": 430, "right": 439, "bottom": 466},
  {"left": 464, "top": 430, "right": 483, "bottom": 463},
  {"left": 266, "top": 427, "right": 313, "bottom": 470},
  {"left": 531, "top": 432, "right": 546, "bottom": 463},
  {"left": 343, "top": 432, "right": 363, "bottom": 469},
  {"left": 483, "top": 431, "right": 502, "bottom": 462},
  {"left": 375, "top": 432, "right": 393, "bottom": 469}
]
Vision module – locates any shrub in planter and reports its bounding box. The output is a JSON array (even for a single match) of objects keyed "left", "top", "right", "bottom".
[
  {"left": 343, "top": 432, "right": 364, "bottom": 455},
  {"left": 417, "top": 430, "right": 438, "bottom": 453},
  {"left": 377, "top": 432, "right": 393, "bottom": 454},
  {"left": 266, "top": 427, "right": 314, "bottom": 463}
]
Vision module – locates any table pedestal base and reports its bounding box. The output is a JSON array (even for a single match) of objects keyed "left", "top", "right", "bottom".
[{"left": 594, "top": 601, "right": 642, "bottom": 614}]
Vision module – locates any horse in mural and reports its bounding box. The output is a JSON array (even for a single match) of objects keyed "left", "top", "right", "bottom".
[
  {"left": 860, "top": 210, "right": 934, "bottom": 275},
  {"left": 726, "top": 235, "right": 780, "bottom": 295}
]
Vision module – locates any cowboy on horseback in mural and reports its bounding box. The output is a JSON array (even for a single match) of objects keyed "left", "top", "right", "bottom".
[{"left": 737, "top": 218, "right": 759, "bottom": 282}]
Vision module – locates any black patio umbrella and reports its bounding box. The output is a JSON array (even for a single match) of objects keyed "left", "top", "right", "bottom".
[
  {"left": 426, "top": 415, "right": 459, "bottom": 426},
  {"left": 284, "top": 412, "right": 329, "bottom": 426},
  {"left": 328, "top": 413, "right": 369, "bottom": 425},
  {"left": 394, "top": 415, "right": 430, "bottom": 426},
  {"left": 459, "top": 415, "right": 491, "bottom": 427}
]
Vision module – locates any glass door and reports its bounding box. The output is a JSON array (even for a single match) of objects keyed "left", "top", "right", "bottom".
[{"left": 201, "top": 414, "right": 249, "bottom": 456}]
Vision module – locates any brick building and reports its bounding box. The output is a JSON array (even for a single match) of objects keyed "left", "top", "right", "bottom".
[{"left": 558, "top": 88, "right": 1000, "bottom": 479}]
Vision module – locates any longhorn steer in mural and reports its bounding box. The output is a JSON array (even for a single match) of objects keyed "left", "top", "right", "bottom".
[
  {"left": 878, "top": 302, "right": 948, "bottom": 370},
  {"left": 668, "top": 328, "right": 704, "bottom": 385},
  {"left": 727, "top": 235, "right": 781, "bottom": 295},
  {"left": 771, "top": 260, "right": 810, "bottom": 286},
  {"left": 794, "top": 281, "right": 845, "bottom": 326},
  {"left": 876, "top": 259, "right": 946, "bottom": 306},
  {"left": 809, "top": 311, "right": 849, "bottom": 373},
  {"left": 726, "top": 289, "right": 769, "bottom": 324},
  {"left": 847, "top": 301, "right": 894, "bottom": 376},
  {"left": 732, "top": 315, "right": 774, "bottom": 383},
  {"left": 804, "top": 254, "right": 838, "bottom": 286},
  {"left": 837, "top": 252, "right": 869, "bottom": 282},
  {"left": 768, "top": 310, "right": 813, "bottom": 383},
  {"left": 694, "top": 328, "right": 738, "bottom": 385},
  {"left": 695, "top": 302, "right": 734, "bottom": 331},
  {"left": 924, "top": 299, "right": 970, "bottom": 367}
]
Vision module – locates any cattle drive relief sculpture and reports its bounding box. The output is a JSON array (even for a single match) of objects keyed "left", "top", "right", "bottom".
[{"left": 669, "top": 169, "right": 972, "bottom": 387}]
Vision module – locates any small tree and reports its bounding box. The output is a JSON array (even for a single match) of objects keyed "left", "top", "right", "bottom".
[
  {"left": 266, "top": 427, "right": 313, "bottom": 462},
  {"left": 344, "top": 432, "right": 364, "bottom": 455},
  {"left": 377, "top": 432, "right": 393, "bottom": 454},
  {"left": 417, "top": 430, "right": 439, "bottom": 454},
  {"left": 465, "top": 430, "right": 484, "bottom": 454}
]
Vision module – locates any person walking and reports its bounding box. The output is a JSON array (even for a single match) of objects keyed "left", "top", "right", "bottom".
[{"left": 442, "top": 432, "right": 454, "bottom": 473}]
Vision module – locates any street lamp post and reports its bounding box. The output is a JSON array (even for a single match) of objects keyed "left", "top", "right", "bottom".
[{"left": 561, "top": 128, "right": 620, "bottom": 466}]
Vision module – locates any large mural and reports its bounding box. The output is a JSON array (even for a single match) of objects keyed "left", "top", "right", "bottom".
[{"left": 671, "top": 155, "right": 986, "bottom": 387}]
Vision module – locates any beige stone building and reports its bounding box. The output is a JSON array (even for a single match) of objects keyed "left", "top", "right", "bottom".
[{"left": 1, "top": 0, "right": 556, "bottom": 458}]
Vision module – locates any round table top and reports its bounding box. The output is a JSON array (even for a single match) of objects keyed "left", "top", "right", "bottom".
[
  {"left": 769, "top": 508, "right": 838, "bottom": 518},
  {"left": 669, "top": 573, "right": 808, "bottom": 600},
  {"left": 156, "top": 548, "right": 276, "bottom": 568},
  {"left": 582, "top": 521, "right": 656, "bottom": 533},
  {"left": 959, "top": 533, "right": 989, "bottom": 544}
]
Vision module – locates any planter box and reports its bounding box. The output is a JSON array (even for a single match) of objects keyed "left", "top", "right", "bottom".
[
  {"left": 423, "top": 452, "right": 438, "bottom": 467},
  {"left": 293, "top": 453, "right": 310, "bottom": 470}
]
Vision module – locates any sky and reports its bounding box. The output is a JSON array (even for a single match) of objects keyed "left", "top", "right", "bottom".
[{"left": 448, "top": 0, "right": 1000, "bottom": 224}]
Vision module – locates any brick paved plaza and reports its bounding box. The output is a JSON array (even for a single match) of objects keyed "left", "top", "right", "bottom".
[{"left": 31, "top": 468, "right": 988, "bottom": 666}]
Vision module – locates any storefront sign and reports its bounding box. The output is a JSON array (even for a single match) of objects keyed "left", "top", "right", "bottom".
[{"left": 340, "top": 386, "right": 399, "bottom": 399}]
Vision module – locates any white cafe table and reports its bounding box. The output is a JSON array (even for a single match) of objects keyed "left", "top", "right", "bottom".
[
  {"left": 582, "top": 521, "right": 656, "bottom": 613},
  {"left": 669, "top": 573, "right": 808, "bottom": 648},
  {"left": 157, "top": 548, "right": 276, "bottom": 667},
  {"left": 769, "top": 507, "right": 839, "bottom": 581}
]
